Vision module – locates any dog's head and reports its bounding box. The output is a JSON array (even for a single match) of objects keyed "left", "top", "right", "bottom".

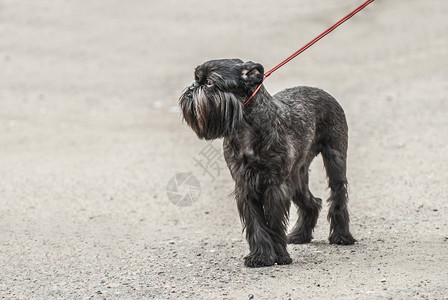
[{"left": 179, "top": 59, "right": 264, "bottom": 140}]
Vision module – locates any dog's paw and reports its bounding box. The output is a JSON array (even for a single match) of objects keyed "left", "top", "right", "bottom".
[
  {"left": 244, "top": 253, "right": 276, "bottom": 268},
  {"left": 276, "top": 254, "right": 292, "bottom": 265},
  {"left": 287, "top": 232, "right": 312, "bottom": 244},
  {"left": 329, "top": 232, "right": 356, "bottom": 245}
]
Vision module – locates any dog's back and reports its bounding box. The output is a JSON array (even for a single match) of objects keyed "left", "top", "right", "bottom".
[{"left": 274, "top": 86, "right": 347, "bottom": 129}]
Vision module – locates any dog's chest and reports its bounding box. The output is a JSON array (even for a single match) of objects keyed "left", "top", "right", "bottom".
[
  {"left": 223, "top": 129, "right": 257, "bottom": 165},
  {"left": 222, "top": 128, "right": 299, "bottom": 184}
]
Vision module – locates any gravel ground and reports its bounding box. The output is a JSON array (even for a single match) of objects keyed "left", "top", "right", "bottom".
[{"left": 1, "top": 0, "right": 447, "bottom": 299}]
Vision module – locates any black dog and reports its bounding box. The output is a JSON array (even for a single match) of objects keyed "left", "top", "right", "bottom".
[{"left": 179, "top": 59, "right": 356, "bottom": 267}]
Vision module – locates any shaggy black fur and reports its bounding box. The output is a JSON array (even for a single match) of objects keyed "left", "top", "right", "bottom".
[{"left": 179, "top": 59, "right": 356, "bottom": 268}]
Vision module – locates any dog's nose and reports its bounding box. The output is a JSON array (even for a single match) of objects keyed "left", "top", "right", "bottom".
[{"left": 189, "top": 81, "right": 199, "bottom": 90}]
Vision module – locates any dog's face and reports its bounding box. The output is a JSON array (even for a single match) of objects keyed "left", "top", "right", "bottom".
[{"left": 179, "top": 59, "right": 264, "bottom": 140}]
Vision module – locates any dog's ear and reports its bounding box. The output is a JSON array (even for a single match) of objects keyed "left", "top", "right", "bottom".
[{"left": 241, "top": 61, "right": 264, "bottom": 85}]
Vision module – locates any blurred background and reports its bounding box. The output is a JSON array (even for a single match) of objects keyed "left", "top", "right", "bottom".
[{"left": 1, "top": 0, "right": 447, "bottom": 298}]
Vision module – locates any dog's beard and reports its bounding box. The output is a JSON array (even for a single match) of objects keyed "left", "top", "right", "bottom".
[{"left": 179, "top": 87, "right": 243, "bottom": 140}]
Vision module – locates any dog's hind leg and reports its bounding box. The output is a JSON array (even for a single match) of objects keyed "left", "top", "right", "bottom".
[
  {"left": 321, "top": 143, "right": 356, "bottom": 245},
  {"left": 288, "top": 164, "right": 322, "bottom": 244}
]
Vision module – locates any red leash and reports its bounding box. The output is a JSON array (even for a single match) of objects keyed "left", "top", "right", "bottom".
[{"left": 243, "top": 0, "right": 375, "bottom": 106}]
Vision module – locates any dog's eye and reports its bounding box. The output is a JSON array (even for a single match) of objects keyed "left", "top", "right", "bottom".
[{"left": 206, "top": 79, "right": 214, "bottom": 87}]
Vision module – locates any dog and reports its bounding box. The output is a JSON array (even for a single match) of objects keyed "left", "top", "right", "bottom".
[{"left": 179, "top": 59, "right": 356, "bottom": 267}]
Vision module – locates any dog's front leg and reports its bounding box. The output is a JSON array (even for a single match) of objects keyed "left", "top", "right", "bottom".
[
  {"left": 235, "top": 186, "right": 277, "bottom": 267},
  {"left": 263, "top": 184, "right": 292, "bottom": 265},
  {"left": 235, "top": 182, "right": 293, "bottom": 267}
]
